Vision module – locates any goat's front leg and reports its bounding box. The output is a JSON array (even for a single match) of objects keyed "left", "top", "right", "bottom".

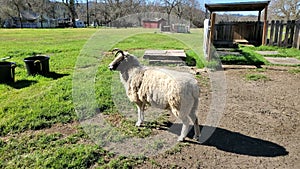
[{"left": 135, "top": 103, "right": 144, "bottom": 127}]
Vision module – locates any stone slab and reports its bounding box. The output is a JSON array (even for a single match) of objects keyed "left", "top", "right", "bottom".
[
  {"left": 264, "top": 57, "right": 300, "bottom": 65},
  {"left": 143, "top": 50, "right": 186, "bottom": 60},
  {"left": 256, "top": 51, "right": 280, "bottom": 55}
]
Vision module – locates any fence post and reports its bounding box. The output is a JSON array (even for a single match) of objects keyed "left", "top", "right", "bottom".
[
  {"left": 208, "top": 13, "right": 216, "bottom": 61},
  {"left": 203, "top": 19, "right": 210, "bottom": 59},
  {"left": 283, "top": 20, "right": 291, "bottom": 46},
  {"left": 289, "top": 20, "right": 296, "bottom": 45},
  {"left": 262, "top": 4, "right": 268, "bottom": 45},
  {"left": 269, "top": 20, "right": 275, "bottom": 45},
  {"left": 274, "top": 20, "right": 280, "bottom": 45},
  {"left": 278, "top": 20, "right": 284, "bottom": 47},
  {"left": 293, "top": 20, "right": 300, "bottom": 49}
]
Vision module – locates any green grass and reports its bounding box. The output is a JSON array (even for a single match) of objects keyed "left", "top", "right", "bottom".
[
  {"left": 0, "top": 132, "right": 106, "bottom": 168},
  {"left": 246, "top": 45, "right": 300, "bottom": 60},
  {"left": 219, "top": 45, "right": 268, "bottom": 66},
  {"left": 245, "top": 73, "right": 270, "bottom": 81},
  {"left": 219, "top": 44, "right": 300, "bottom": 66},
  {"left": 113, "top": 32, "right": 204, "bottom": 67},
  {"left": 288, "top": 68, "right": 300, "bottom": 74},
  {"left": 0, "top": 29, "right": 97, "bottom": 136},
  {"left": 113, "top": 33, "right": 186, "bottom": 50},
  {"left": 0, "top": 28, "right": 203, "bottom": 168}
]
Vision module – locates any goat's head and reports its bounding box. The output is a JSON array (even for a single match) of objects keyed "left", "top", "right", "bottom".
[
  {"left": 108, "top": 48, "right": 128, "bottom": 71},
  {"left": 109, "top": 48, "right": 141, "bottom": 72}
]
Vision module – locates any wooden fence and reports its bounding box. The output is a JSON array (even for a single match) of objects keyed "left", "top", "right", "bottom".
[
  {"left": 213, "top": 20, "right": 300, "bottom": 49},
  {"left": 213, "top": 21, "right": 263, "bottom": 47},
  {"left": 265, "top": 20, "right": 300, "bottom": 49}
]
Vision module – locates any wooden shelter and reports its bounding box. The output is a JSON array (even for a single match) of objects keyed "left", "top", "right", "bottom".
[
  {"left": 205, "top": 1, "right": 270, "bottom": 60},
  {"left": 142, "top": 18, "right": 166, "bottom": 29}
]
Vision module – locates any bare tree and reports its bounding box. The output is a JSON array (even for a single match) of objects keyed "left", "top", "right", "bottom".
[
  {"left": 26, "top": 0, "right": 53, "bottom": 28},
  {"left": 3, "top": 0, "right": 26, "bottom": 28},
  {"left": 162, "top": 0, "right": 181, "bottom": 25},
  {"left": 269, "top": 0, "right": 300, "bottom": 20},
  {"left": 174, "top": 0, "right": 183, "bottom": 19},
  {"left": 0, "top": 0, "right": 208, "bottom": 28},
  {"left": 62, "top": 0, "right": 78, "bottom": 27},
  {"left": 178, "top": 0, "right": 199, "bottom": 26}
]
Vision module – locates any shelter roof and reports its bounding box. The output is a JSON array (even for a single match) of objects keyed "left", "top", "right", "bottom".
[
  {"left": 142, "top": 18, "right": 166, "bottom": 22},
  {"left": 205, "top": 1, "right": 270, "bottom": 12},
  {"left": 21, "top": 11, "right": 39, "bottom": 21}
]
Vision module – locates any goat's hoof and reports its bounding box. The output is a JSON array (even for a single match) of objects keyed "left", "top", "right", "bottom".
[
  {"left": 177, "top": 137, "right": 185, "bottom": 142},
  {"left": 193, "top": 135, "right": 200, "bottom": 141},
  {"left": 135, "top": 121, "right": 142, "bottom": 127}
]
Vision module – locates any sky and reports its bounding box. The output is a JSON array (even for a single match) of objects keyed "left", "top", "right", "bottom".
[{"left": 200, "top": 0, "right": 269, "bottom": 16}]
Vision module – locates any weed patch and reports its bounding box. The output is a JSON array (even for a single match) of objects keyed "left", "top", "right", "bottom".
[
  {"left": 245, "top": 73, "right": 270, "bottom": 81},
  {"left": 288, "top": 68, "right": 300, "bottom": 74}
]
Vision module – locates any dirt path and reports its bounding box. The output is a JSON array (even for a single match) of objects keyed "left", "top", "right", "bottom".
[{"left": 137, "top": 66, "right": 300, "bottom": 168}]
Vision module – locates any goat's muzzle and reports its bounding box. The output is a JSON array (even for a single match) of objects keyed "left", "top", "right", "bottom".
[{"left": 108, "top": 64, "right": 116, "bottom": 71}]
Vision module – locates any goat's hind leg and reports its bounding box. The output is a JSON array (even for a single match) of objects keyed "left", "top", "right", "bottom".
[
  {"left": 178, "top": 116, "right": 189, "bottom": 142},
  {"left": 189, "top": 112, "right": 200, "bottom": 141},
  {"left": 189, "top": 100, "right": 200, "bottom": 141}
]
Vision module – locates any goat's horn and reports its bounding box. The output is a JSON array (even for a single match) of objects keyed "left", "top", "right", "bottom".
[{"left": 111, "top": 48, "right": 124, "bottom": 57}]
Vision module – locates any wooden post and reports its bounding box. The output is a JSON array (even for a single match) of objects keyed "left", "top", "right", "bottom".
[
  {"left": 278, "top": 20, "right": 284, "bottom": 47},
  {"left": 256, "top": 10, "right": 262, "bottom": 44},
  {"left": 208, "top": 13, "right": 216, "bottom": 61},
  {"left": 289, "top": 20, "right": 296, "bottom": 45},
  {"left": 262, "top": 4, "right": 268, "bottom": 45},
  {"left": 293, "top": 20, "right": 300, "bottom": 48},
  {"left": 283, "top": 20, "right": 291, "bottom": 46},
  {"left": 274, "top": 20, "right": 280, "bottom": 44},
  {"left": 269, "top": 20, "right": 275, "bottom": 45}
]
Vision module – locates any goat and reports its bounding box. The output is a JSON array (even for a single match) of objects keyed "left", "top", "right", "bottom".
[{"left": 108, "top": 49, "right": 200, "bottom": 142}]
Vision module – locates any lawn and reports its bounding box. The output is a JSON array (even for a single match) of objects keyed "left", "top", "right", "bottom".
[
  {"left": 0, "top": 28, "right": 204, "bottom": 168},
  {"left": 1, "top": 28, "right": 299, "bottom": 168}
]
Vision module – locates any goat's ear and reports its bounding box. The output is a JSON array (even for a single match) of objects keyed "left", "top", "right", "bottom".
[
  {"left": 112, "top": 48, "right": 121, "bottom": 53},
  {"left": 123, "top": 52, "right": 129, "bottom": 59}
]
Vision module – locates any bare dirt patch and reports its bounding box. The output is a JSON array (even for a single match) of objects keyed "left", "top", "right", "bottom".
[
  {"left": 0, "top": 122, "right": 79, "bottom": 142},
  {"left": 136, "top": 66, "right": 300, "bottom": 168}
]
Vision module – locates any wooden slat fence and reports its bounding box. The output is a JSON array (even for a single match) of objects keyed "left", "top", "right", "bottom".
[
  {"left": 212, "top": 20, "right": 300, "bottom": 49},
  {"left": 265, "top": 20, "right": 300, "bottom": 49}
]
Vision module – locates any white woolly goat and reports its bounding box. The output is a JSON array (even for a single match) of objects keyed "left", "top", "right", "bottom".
[{"left": 108, "top": 49, "right": 200, "bottom": 142}]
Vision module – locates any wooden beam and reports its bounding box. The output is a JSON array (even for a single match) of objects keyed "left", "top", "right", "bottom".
[
  {"left": 256, "top": 10, "right": 262, "bottom": 44},
  {"left": 262, "top": 4, "right": 268, "bottom": 45},
  {"left": 208, "top": 13, "right": 216, "bottom": 61}
]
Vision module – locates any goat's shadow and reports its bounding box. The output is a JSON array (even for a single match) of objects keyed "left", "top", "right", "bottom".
[
  {"left": 167, "top": 124, "right": 288, "bottom": 157},
  {"left": 43, "top": 72, "right": 69, "bottom": 80},
  {"left": 5, "top": 80, "right": 37, "bottom": 89}
]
